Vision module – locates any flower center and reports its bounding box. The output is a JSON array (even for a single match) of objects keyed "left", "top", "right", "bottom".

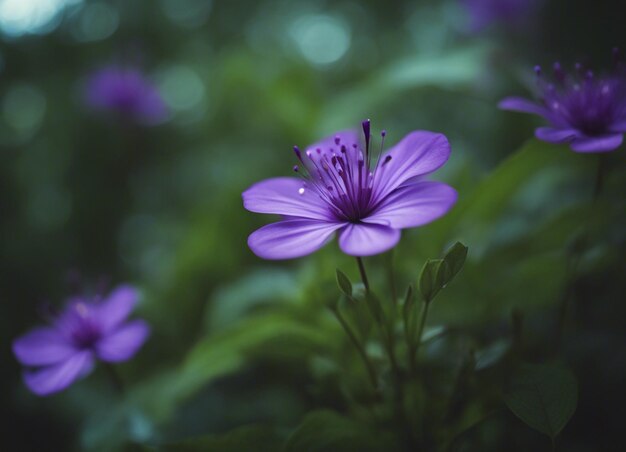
[
  {"left": 293, "top": 121, "right": 391, "bottom": 222},
  {"left": 538, "top": 57, "right": 626, "bottom": 136},
  {"left": 70, "top": 303, "right": 102, "bottom": 348}
]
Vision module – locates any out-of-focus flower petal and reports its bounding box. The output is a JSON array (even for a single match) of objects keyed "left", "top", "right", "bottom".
[
  {"left": 243, "top": 177, "right": 332, "bottom": 220},
  {"left": 609, "top": 120, "right": 626, "bottom": 132},
  {"left": 23, "top": 351, "right": 94, "bottom": 396},
  {"left": 535, "top": 127, "right": 580, "bottom": 143},
  {"left": 97, "top": 285, "right": 139, "bottom": 332},
  {"left": 498, "top": 97, "right": 550, "bottom": 117},
  {"left": 338, "top": 223, "right": 401, "bottom": 257},
  {"left": 570, "top": 134, "right": 624, "bottom": 153},
  {"left": 13, "top": 327, "right": 76, "bottom": 366},
  {"left": 96, "top": 320, "right": 150, "bottom": 363},
  {"left": 366, "top": 182, "right": 457, "bottom": 229},
  {"left": 372, "top": 131, "right": 451, "bottom": 199},
  {"left": 83, "top": 67, "right": 168, "bottom": 125},
  {"left": 248, "top": 219, "right": 344, "bottom": 260}
]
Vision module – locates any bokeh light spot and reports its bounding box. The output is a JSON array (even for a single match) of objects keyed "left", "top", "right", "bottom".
[
  {"left": 2, "top": 83, "right": 46, "bottom": 135},
  {"left": 0, "top": 0, "right": 82, "bottom": 37},
  {"left": 156, "top": 65, "right": 205, "bottom": 111},
  {"left": 290, "top": 14, "right": 351, "bottom": 65},
  {"left": 159, "top": 0, "right": 213, "bottom": 29},
  {"left": 70, "top": 1, "right": 118, "bottom": 42}
]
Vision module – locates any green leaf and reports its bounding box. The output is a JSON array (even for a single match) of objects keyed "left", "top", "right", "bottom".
[
  {"left": 432, "top": 139, "right": 587, "bottom": 248},
  {"left": 419, "top": 258, "right": 445, "bottom": 302},
  {"left": 504, "top": 363, "right": 578, "bottom": 439},
  {"left": 474, "top": 339, "right": 509, "bottom": 371},
  {"left": 335, "top": 269, "right": 353, "bottom": 297},
  {"left": 284, "top": 410, "right": 396, "bottom": 452},
  {"left": 133, "top": 313, "right": 338, "bottom": 422},
  {"left": 439, "top": 242, "right": 468, "bottom": 286},
  {"left": 161, "top": 425, "right": 282, "bottom": 451}
]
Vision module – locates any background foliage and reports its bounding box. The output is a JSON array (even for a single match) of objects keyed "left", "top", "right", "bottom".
[{"left": 1, "top": 0, "right": 625, "bottom": 450}]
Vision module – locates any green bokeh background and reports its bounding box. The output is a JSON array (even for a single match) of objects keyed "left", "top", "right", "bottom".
[{"left": 1, "top": 0, "right": 625, "bottom": 450}]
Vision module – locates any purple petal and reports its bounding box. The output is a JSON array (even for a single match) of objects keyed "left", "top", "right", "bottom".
[
  {"left": 23, "top": 351, "right": 94, "bottom": 396},
  {"left": 535, "top": 127, "right": 580, "bottom": 143},
  {"left": 97, "top": 285, "right": 139, "bottom": 332},
  {"left": 13, "top": 327, "right": 77, "bottom": 366},
  {"left": 365, "top": 182, "right": 457, "bottom": 229},
  {"left": 609, "top": 120, "right": 626, "bottom": 132},
  {"left": 96, "top": 320, "right": 150, "bottom": 363},
  {"left": 569, "top": 134, "right": 624, "bottom": 153},
  {"left": 338, "top": 223, "right": 401, "bottom": 257},
  {"left": 243, "top": 177, "right": 331, "bottom": 221},
  {"left": 248, "top": 219, "right": 344, "bottom": 260},
  {"left": 372, "top": 131, "right": 451, "bottom": 199},
  {"left": 498, "top": 96, "right": 549, "bottom": 117}
]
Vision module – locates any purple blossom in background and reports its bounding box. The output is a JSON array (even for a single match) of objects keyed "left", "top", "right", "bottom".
[
  {"left": 243, "top": 121, "right": 457, "bottom": 259},
  {"left": 500, "top": 53, "right": 626, "bottom": 153},
  {"left": 13, "top": 285, "right": 149, "bottom": 396},
  {"left": 83, "top": 66, "right": 168, "bottom": 125},
  {"left": 461, "top": 0, "right": 541, "bottom": 32}
]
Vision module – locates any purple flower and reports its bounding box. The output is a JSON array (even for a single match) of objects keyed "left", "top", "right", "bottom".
[
  {"left": 243, "top": 121, "right": 457, "bottom": 259},
  {"left": 500, "top": 55, "right": 626, "bottom": 153},
  {"left": 461, "top": 0, "right": 541, "bottom": 32},
  {"left": 83, "top": 66, "right": 168, "bottom": 125},
  {"left": 13, "top": 285, "right": 150, "bottom": 396}
]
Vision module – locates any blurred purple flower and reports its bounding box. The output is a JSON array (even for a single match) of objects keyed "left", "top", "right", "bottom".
[
  {"left": 13, "top": 285, "right": 149, "bottom": 396},
  {"left": 243, "top": 121, "right": 457, "bottom": 259},
  {"left": 83, "top": 66, "right": 168, "bottom": 125},
  {"left": 462, "top": 0, "right": 541, "bottom": 32},
  {"left": 500, "top": 54, "right": 626, "bottom": 153}
]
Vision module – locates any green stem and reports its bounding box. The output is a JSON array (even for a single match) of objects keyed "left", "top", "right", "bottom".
[
  {"left": 555, "top": 244, "right": 583, "bottom": 352},
  {"left": 103, "top": 362, "right": 125, "bottom": 395},
  {"left": 387, "top": 250, "right": 398, "bottom": 305},
  {"left": 330, "top": 306, "right": 378, "bottom": 390},
  {"left": 410, "top": 301, "right": 430, "bottom": 372},
  {"left": 356, "top": 257, "right": 370, "bottom": 293}
]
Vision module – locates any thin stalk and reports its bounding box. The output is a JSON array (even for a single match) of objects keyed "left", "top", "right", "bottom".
[
  {"left": 356, "top": 257, "right": 370, "bottom": 293},
  {"left": 330, "top": 306, "right": 378, "bottom": 390},
  {"left": 555, "top": 252, "right": 580, "bottom": 351},
  {"left": 410, "top": 301, "right": 430, "bottom": 373},
  {"left": 387, "top": 250, "right": 398, "bottom": 305},
  {"left": 103, "top": 362, "right": 125, "bottom": 395}
]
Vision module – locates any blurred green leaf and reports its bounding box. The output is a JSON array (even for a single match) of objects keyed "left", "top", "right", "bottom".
[
  {"left": 335, "top": 269, "right": 353, "bottom": 298},
  {"left": 284, "top": 410, "right": 396, "bottom": 452},
  {"left": 317, "top": 46, "right": 489, "bottom": 132},
  {"left": 135, "top": 313, "right": 338, "bottom": 422},
  {"left": 433, "top": 139, "right": 587, "bottom": 249},
  {"left": 206, "top": 268, "right": 299, "bottom": 331},
  {"left": 505, "top": 363, "right": 578, "bottom": 439},
  {"left": 474, "top": 339, "right": 509, "bottom": 371}
]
